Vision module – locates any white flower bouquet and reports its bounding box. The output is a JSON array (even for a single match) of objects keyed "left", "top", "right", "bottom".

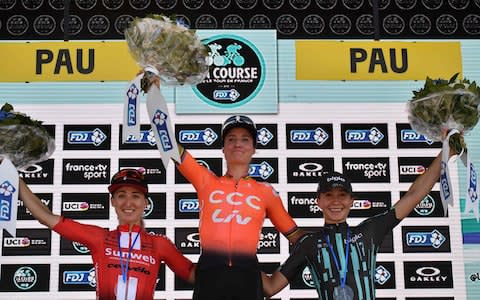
[
  {"left": 407, "top": 73, "right": 480, "bottom": 153},
  {"left": 0, "top": 103, "right": 55, "bottom": 169},
  {"left": 124, "top": 14, "right": 209, "bottom": 91}
]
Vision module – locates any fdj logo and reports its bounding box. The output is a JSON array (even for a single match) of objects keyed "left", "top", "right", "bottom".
[
  {"left": 193, "top": 35, "right": 265, "bottom": 108},
  {"left": 249, "top": 161, "right": 274, "bottom": 180},
  {"left": 126, "top": 83, "right": 140, "bottom": 126},
  {"left": 179, "top": 199, "right": 199, "bottom": 212},
  {"left": 151, "top": 109, "right": 173, "bottom": 151},
  {"left": 406, "top": 229, "right": 446, "bottom": 248},
  {"left": 345, "top": 127, "right": 384, "bottom": 145},
  {"left": 67, "top": 128, "right": 107, "bottom": 146},
  {"left": 290, "top": 128, "right": 329, "bottom": 145},
  {"left": 63, "top": 268, "right": 96, "bottom": 287},
  {"left": 179, "top": 128, "right": 218, "bottom": 146},
  {"left": 0, "top": 180, "right": 16, "bottom": 221},
  {"left": 400, "top": 129, "right": 433, "bottom": 145}
]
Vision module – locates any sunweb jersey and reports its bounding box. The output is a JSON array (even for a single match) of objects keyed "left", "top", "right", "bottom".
[
  {"left": 177, "top": 150, "right": 298, "bottom": 269},
  {"left": 280, "top": 208, "right": 400, "bottom": 300},
  {"left": 53, "top": 217, "right": 193, "bottom": 300}
]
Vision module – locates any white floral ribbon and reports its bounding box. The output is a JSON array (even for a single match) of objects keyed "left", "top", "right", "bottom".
[
  {"left": 0, "top": 158, "right": 19, "bottom": 237},
  {"left": 440, "top": 129, "right": 479, "bottom": 220},
  {"left": 122, "top": 74, "right": 142, "bottom": 143},
  {"left": 464, "top": 147, "right": 479, "bottom": 221},
  {"left": 440, "top": 130, "right": 457, "bottom": 217},
  {"left": 146, "top": 83, "right": 180, "bottom": 168}
]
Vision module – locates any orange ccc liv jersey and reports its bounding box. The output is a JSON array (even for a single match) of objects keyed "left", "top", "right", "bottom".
[
  {"left": 53, "top": 217, "right": 193, "bottom": 300},
  {"left": 177, "top": 150, "right": 298, "bottom": 268}
]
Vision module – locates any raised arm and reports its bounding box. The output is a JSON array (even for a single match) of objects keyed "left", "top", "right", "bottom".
[
  {"left": 261, "top": 271, "right": 289, "bottom": 298},
  {"left": 18, "top": 178, "right": 60, "bottom": 229},
  {"left": 394, "top": 150, "right": 449, "bottom": 220}
]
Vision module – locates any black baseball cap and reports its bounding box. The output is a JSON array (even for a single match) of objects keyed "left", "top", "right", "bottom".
[
  {"left": 108, "top": 168, "right": 148, "bottom": 195},
  {"left": 221, "top": 115, "right": 257, "bottom": 147},
  {"left": 317, "top": 171, "right": 353, "bottom": 196}
]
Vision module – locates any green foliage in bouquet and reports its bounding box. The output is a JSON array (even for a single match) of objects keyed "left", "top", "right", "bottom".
[
  {"left": 125, "top": 14, "right": 209, "bottom": 91},
  {"left": 0, "top": 103, "right": 55, "bottom": 168},
  {"left": 408, "top": 73, "right": 480, "bottom": 154}
]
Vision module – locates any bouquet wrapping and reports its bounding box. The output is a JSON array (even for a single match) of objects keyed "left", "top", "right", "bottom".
[
  {"left": 0, "top": 103, "right": 55, "bottom": 169},
  {"left": 407, "top": 73, "right": 480, "bottom": 153},
  {"left": 407, "top": 73, "right": 480, "bottom": 219},
  {"left": 124, "top": 14, "right": 209, "bottom": 90}
]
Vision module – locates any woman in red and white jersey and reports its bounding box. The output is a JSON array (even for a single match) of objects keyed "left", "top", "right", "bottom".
[{"left": 19, "top": 167, "right": 194, "bottom": 300}]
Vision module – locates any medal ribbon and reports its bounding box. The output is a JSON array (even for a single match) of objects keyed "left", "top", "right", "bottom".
[
  {"left": 117, "top": 231, "right": 140, "bottom": 283},
  {"left": 325, "top": 226, "right": 350, "bottom": 288}
]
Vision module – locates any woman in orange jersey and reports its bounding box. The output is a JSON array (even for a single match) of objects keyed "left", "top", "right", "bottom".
[{"left": 175, "top": 115, "right": 303, "bottom": 300}]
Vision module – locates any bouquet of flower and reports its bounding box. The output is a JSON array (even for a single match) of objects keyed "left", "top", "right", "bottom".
[
  {"left": 0, "top": 103, "right": 55, "bottom": 169},
  {"left": 407, "top": 73, "right": 480, "bottom": 153},
  {"left": 124, "top": 14, "right": 209, "bottom": 91}
]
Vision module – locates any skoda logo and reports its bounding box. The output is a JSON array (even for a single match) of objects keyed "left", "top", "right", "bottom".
[
  {"left": 114, "top": 15, "right": 134, "bottom": 35},
  {"left": 303, "top": 14, "right": 325, "bottom": 35},
  {"left": 61, "top": 15, "right": 83, "bottom": 35},
  {"left": 195, "top": 14, "right": 217, "bottom": 29},
  {"left": 155, "top": 0, "right": 177, "bottom": 9},
  {"left": 7, "top": 15, "right": 29, "bottom": 36},
  {"left": 193, "top": 35, "right": 265, "bottom": 108},
  {"left": 49, "top": 0, "right": 64, "bottom": 9},
  {"left": 14, "top": 266, "right": 37, "bottom": 290},
  {"left": 236, "top": 0, "right": 257, "bottom": 8},
  {"left": 356, "top": 14, "right": 374, "bottom": 35},
  {"left": 249, "top": 14, "right": 271, "bottom": 28}
]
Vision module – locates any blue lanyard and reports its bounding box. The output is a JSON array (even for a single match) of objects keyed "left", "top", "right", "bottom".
[
  {"left": 325, "top": 226, "right": 350, "bottom": 288},
  {"left": 117, "top": 231, "right": 140, "bottom": 283}
]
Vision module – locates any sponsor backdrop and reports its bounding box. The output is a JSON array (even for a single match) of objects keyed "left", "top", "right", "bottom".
[{"left": 0, "top": 35, "right": 480, "bottom": 300}]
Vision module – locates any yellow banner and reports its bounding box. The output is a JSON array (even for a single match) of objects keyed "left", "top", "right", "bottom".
[
  {"left": 0, "top": 41, "right": 139, "bottom": 82},
  {"left": 296, "top": 41, "right": 462, "bottom": 80}
]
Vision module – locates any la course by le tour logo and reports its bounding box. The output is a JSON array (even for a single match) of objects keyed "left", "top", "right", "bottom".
[{"left": 193, "top": 34, "right": 266, "bottom": 108}]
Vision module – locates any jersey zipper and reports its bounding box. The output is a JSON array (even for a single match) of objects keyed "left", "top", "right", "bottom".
[{"left": 228, "top": 180, "right": 238, "bottom": 267}]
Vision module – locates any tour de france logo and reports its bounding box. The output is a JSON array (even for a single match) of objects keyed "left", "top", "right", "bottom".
[{"left": 193, "top": 34, "right": 266, "bottom": 108}]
